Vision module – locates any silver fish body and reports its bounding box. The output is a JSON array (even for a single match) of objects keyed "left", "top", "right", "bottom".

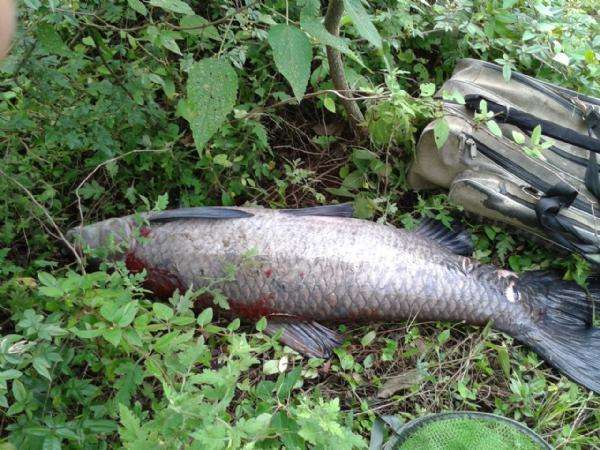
[{"left": 68, "top": 205, "right": 600, "bottom": 393}]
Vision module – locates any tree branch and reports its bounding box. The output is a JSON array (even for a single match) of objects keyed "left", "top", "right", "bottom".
[{"left": 324, "top": 0, "right": 365, "bottom": 135}]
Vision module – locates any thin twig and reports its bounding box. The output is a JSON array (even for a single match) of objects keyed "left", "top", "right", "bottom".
[
  {"left": 244, "top": 88, "right": 388, "bottom": 119},
  {"left": 0, "top": 167, "right": 85, "bottom": 272}
]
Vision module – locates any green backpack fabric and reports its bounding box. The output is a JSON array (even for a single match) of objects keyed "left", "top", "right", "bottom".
[{"left": 409, "top": 58, "right": 600, "bottom": 265}]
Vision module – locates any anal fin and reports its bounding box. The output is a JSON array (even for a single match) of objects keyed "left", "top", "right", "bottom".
[{"left": 264, "top": 320, "right": 343, "bottom": 358}]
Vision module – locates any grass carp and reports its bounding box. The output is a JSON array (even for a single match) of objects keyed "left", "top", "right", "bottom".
[{"left": 68, "top": 204, "right": 600, "bottom": 393}]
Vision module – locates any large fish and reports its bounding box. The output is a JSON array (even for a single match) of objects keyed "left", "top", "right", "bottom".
[{"left": 68, "top": 204, "right": 600, "bottom": 393}]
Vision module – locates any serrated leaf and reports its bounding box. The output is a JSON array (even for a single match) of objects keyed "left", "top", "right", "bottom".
[
  {"left": 300, "top": 18, "right": 363, "bottom": 66},
  {"left": 486, "top": 120, "right": 503, "bottom": 137},
  {"left": 343, "top": 0, "right": 382, "bottom": 49},
  {"left": 433, "top": 119, "right": 450, "bottom": 149},
  {"left": 149, "top": 0, "right": 193, "bottom": 15},
  {"left": 268, "top": 24, "right": 312, "bottom": 101},
  {"left": 183, "top": 58, "right": 238, "bottom": 152},
  {"left": 127, "top": 0, "right": 148, "bottom": 16},
  {"left": 36, "top": 23, "right": 70, "bottom": 56}
]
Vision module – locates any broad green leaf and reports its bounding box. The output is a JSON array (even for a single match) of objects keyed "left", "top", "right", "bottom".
[
  {"left": 268, "top": 24, "right": 312, "bottom": 101},
  {"left": 433, "top": 119, "right": 450, "bottom": 149},
  {"left": 127, "top": 0, "right": 148, "bottom": 16},
  {"left": 343, "top": 0, "right": 382, "bottom": 49},
  {"left": 149, "top": 0, "right": 194, "bottom": 15},
  {"left": 300, "top": 18, "right": 363, "bottom": 66},
  {"left": 183, "top": 58, "right": 238, "bottom": 152}
]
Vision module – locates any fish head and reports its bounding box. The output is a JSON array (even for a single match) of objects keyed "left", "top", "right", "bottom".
[{"left": 66, "top": 217, "right": 134, "bottom": 260}]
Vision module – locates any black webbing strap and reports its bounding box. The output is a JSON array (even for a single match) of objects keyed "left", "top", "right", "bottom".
[
  {"left": 464, "top": 94, "right": 600, "bottom": 153},
  {"left": 535, "top": 182, "right": 600, "bottom": 256}
]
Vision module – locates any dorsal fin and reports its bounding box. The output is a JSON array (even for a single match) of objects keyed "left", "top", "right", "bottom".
[
  {"left": 280, "top": 203, "right": 354, "bottom": 218},
  {"left": 414, "top": 218, "right": 473, "bottom": 256},
  {"left": 149, "top": 207, "right": 253, "bottom": 223}
]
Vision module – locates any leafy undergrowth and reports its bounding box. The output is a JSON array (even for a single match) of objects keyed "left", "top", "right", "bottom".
[{"left": 2, "top": 0, "right": 600, "bottom": 448}]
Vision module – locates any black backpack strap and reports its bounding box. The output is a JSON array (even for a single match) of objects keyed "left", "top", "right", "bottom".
[{"left": 535, "top": 182, "right": 600, "bottom": 256}]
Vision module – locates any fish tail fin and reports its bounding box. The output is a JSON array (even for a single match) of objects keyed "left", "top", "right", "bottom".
[{"left": 516, "top": 271, "right": 600, "bottom": 393}]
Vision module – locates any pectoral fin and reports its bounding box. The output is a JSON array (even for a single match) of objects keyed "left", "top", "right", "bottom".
[{"left": 264, "top": 320, "right": 343, "bottom": 358}]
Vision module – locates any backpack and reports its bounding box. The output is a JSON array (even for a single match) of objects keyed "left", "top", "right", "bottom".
[{"left": 409, "top": 58, "right": 600, "bottom": 265}]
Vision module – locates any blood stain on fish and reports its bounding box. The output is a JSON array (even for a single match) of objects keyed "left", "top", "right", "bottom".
[
  {"left": 125, "top": 252, "right": 184, "bottom": 299},
  {"left": 229, "top": 293, "right": 276, "bottom": 320}
]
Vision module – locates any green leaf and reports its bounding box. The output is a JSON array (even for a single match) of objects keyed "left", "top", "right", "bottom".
[
  {"left": 149, "top": 0, "right": 194, "bottom": 15},
  {"left": 119, "top": 403, "right": 141, "bottom": 441},
  {"left": 268, "top": 24, "right": 312, "bottom": 101},
  {"left": 343, "top": 0, "right": 382, "bottom": 49},
  {"left": 197, "top": 307, "right": 213, "bottom": 326},
  {"left": 33, "top": 357, "right": 52, "bottom": 380},
  {"left": 36, "top": 23, "right": 70, "bottom": 56},
  {"left": 127, "top": 0, "right": 148, "bottom": 16},
  {"left": 531, "top": 125, "right": 542, "bottom": 145},
  {"left": 42, "top": 437, "right": 61, "bottom": 450},
  {"left": 437, "top": 329, "right": 450, "bottom": 345},
  {"left": 323, "top": 96, "right": 336, "bottom": 113},
  {"left": 0, "top": 369, "right": 22, "bottom": 381},
  {"left": 433, "top": 119, "right": 450, "bottom": 149},
  {"left": 256, "top": 316, "right": 267, "bottom": 332},
  {"left": 496, "top": 345, "right": 511, "bottom": 378},
  {"left": 300, "top": 18, "right": 362, "bottom": 66},
  {"left": 180, "top": 15, "right": 220, "bottom": 40},
  {"left": 183, "top": 58, "right": 238, "bottom": 152},
  {"left": 486, "top": 120, "right": 503, "bottom": 137},
  {"left": 419, "top": 83, "right": 436, "bottom": 97},
  {"left": 512, "top": 130, "right": 525, "bottom": 144},
  {"left": 115, "top": 301, "right": 139, "bottom": 328},
  {"left": 152, "top": 303, "right": 174, "bottom": 321},
  {"left": 104, "top": 328, "right": 123, "bottom": 347},
  {"left": 360, "top": 330, "right": 376, "bottom": 347}
]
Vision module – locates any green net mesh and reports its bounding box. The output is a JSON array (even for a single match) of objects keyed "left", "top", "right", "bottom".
[{"left": 396, "top": 413, "right": 550, "bottom": 450}]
